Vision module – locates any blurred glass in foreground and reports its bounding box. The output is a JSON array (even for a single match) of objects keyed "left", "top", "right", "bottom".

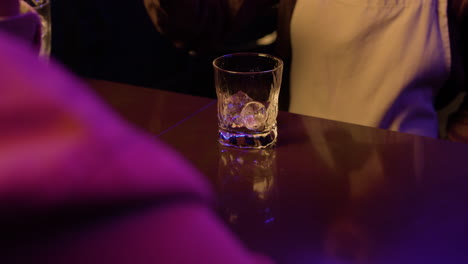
[{"left": 23, "top": 0, "right": 51, "bottom": 57}]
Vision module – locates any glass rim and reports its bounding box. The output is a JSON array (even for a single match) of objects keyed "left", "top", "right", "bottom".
[
  {"left": 213, "top": 52, "right": 283, "bottom": 75},
  {"left": 24, "top": 0, "right": 50, "bottom": 9}
]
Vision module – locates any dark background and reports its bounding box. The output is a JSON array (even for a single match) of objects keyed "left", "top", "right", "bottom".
[{"left": 50, "top": 0, "right": 277, "bottom": 99}]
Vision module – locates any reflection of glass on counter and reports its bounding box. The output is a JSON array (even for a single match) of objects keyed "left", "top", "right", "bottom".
[
  {"left": 217, "top": 146, "right": 277, "bottom": 226},
  {"left": 324, "top": 218, "right": 371, "bottom": 263}
]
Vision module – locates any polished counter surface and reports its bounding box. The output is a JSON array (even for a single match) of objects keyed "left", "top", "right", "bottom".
[
  {"left": 6, "top": 80, "right": 467, "bottom": 264},
  {"left": 159, "top": 101, "right": 468, "bottom": 263},
  {"left": 87, "top": 79, "right": 215, "bottom": 135}
]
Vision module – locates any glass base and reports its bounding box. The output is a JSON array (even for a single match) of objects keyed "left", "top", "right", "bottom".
[{"left": 218, "top": 127, "right": 277, "bottom": 149}]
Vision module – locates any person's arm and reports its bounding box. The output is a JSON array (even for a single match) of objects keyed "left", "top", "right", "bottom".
[
  {"left": 143, "top": 0, "right": 277, "bottom": 53},
  {"left": 144, "top": 0, "right": 237, "bottom": 52}
]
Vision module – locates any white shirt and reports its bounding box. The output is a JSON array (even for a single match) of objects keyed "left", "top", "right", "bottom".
[{"left": 290, "top": 0, "right": 451, "bottom": 137}]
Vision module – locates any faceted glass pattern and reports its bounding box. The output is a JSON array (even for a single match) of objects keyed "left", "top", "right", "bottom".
[{"left": 214, "top": 53, "right": 283, "bottom": 149}]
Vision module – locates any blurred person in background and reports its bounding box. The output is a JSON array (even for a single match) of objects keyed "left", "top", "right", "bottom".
[
  {"left": 0, "top": 1, "right": 272, "bottom": 263},
  {"left": 145, "top": 0, "right": 467, "bottom": 140}
]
